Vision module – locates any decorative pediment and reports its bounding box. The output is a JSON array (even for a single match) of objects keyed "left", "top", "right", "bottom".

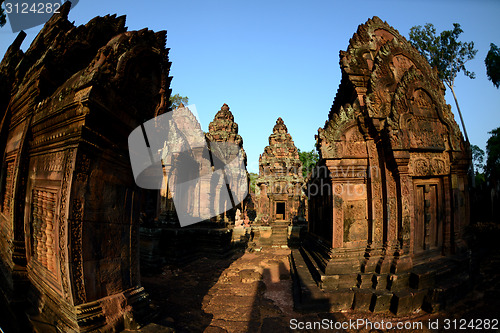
[
  {"left": 366, "top": 36, "right": 443, "bottom": 120},
  {"left": 317, "top": 103, "right": 366, "bottom": 159},
  {"left": 318, "top": 15, "right": 468, "bottom": 177},
  {"left": 258, "top": 118, "right": 302, "bottom": 181},
  {"left": 342, "top": 17, "right": 407, "bottom": 87}
]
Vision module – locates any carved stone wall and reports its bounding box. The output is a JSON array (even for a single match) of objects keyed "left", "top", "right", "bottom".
[
  {"left": 256, "top": 118, "right": 305, "bottom": 225},
  {"left": 159, "top": 103, "right": 248, "bottom": 226},
  {"left": 206, "top": 103, "right": 249, "bottom": 224},
  {"left": 299, "top": 16, "right": 471, "bottom": 313},
  {"left": 0, "top": 4, "right": 171, "bottom": 331}
]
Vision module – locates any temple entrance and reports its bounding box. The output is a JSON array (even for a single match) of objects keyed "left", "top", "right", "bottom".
[
  {"left": 275, "top": 202, "right": 286, "bottom": 221},
  {"left": 414, "top": 179, "right": 443, "bottom": 253}
]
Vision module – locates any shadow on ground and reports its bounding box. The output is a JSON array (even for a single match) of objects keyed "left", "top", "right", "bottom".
[
  {"left": 140, "top": 249, "right": 245, "bottom": 332},
  {"left": 136, "top": 223, "right": 500, "bottom": 333}
]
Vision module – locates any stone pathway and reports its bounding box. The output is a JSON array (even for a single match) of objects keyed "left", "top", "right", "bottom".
[{"left": 138, "top": 247, "right": 500, "bottom": 333}]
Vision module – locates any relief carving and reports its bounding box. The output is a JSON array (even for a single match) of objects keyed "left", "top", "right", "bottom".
[
  {"left": 71, "top": 198, "right": 86, "bottom": 304},
  {"left": 58, "top": 150, "right": 74, "bottom": 300},
  {"left": 343, "top": 200, "right": 367, "bottom": 243},
  {"left": 1, "top": 160, "right": 14, "bottom": 215},
  {"left": 32, "top": 189, "right": 57, "bottom": 274},
  {"left": 38, "top": 152, "right": 65, "bottom": 173},
  {"left": 410, "top": 154, "right": 449, "bottom": 176}
]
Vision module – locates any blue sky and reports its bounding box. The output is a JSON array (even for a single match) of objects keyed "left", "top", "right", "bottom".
[{"left": 1, "top": 0, "right": 499, "bottom": 173}]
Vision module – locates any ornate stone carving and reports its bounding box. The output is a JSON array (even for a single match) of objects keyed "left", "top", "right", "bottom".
[
  {"left": 302, "top": 17, "right": 471, "bottom": 312},
  {"left": 58, "top": 150, "right": 74, "bottom": 300},
  {"left": 32, "top": 189, "right": 57, "bottom": 274},
  {"left": 0, "top": 3, "right": 171, "bottom": 330},
  {"left": 409, "top": 153, "right": 450, "bottom": 176},
  {"left": 160, "top": 103, "right": 249, "bottom": 225},
  {"left": 1, "top": 160, "right": 14, "bottom": 215},
  {"left": 256, "top": 118, "right": 304, "bottom": 224},
  {"left": 71, "top": 198, "right": 85, "bottom": 304}
]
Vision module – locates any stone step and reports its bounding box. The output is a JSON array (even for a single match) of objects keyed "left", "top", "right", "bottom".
[
  {"left": 289, "top": 249, "right": 331, "bottom": 312},
  {"left": 298, "top": 246, "right": 325, "bottom": 286}
]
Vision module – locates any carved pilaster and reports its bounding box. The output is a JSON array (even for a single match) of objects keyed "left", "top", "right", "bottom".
[
  {"left": 70, "top": 198, "right": 86, "bottom": 305},
  {"left": 58, "top": 149, "right": 74, "bottom": 300}
]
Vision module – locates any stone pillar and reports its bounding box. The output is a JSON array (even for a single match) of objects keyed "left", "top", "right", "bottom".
[
  {"left": 390, "top": 151, "right": 413, "bottom": 274},
  {"left": 323, "top": 159, "right": 369, "bottom": 288}
]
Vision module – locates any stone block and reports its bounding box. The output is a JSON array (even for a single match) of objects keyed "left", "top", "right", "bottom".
[
  {"left": 372, "top": 274, "right": 389, "bottom": 290},
  {"left": 328, "top": 290, "right": 354, "bottom": 311},
  {"left": 370, "top": 291, "right": 393, "bottom": 312},
  {"left": 390, "top": 290, "right": 413, "bottom": 315},
  {"left": 353, "top": 290, "right": 373, "bottom": 311},
  {"left": 411, "top": 289, "right": 427, "bottom": 311},
  {"left": 357, "top": 273, "right": 373, "bottom": 289},
  {"left": 322, "top": 275, "right": 339, "bottom": 289},
  {"left": 337, "top": 274, "right": 359, "bottom": 289},
  {"left": 410, "top": 270, "right": 436, "bottom": 289},
  {"left": 387, "top": 273, "right": 410, "bottom": 291}
]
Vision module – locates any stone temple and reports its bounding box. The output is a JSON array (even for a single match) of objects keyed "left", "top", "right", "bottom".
[
  {"left": 206, "top": 103, "right": 249, "bottom": 224},
  {"left": 0, "top": 7, "right": 483, "bottom": 332},
  {"left": 254, "top": 117, "right": 305, "bottom": 246},
  {"left": 140, "top": 103, "right": 249, "bottom": 267},
  {"left": 0, "top": 4, "right": 171, "bottom": 331},
  {"left": 291, "top": 16, "right": 471, "bottom": 314},
  {"left": 158, "top": 102, "right": 248, "bottom": 226}
]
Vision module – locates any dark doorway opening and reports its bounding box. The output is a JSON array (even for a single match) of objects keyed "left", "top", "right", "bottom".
[{"left": 276, "top": 202, "right": 286, "bottom": 221}]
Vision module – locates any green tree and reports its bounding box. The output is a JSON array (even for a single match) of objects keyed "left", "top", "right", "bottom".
[
  {"left": 248, "top": 172, "right": 258, "bottom": 193},
  {"left": 169, "top": 94, "right": 189, "bottom": 109},
  {"left": 471, "top": 144, "right": 485, "bottom": 173},
  {"left": 409, "top": 23, "right": 477, "bottom": 142},
  {"left": 486, "top": 127, "right": 500, "bottom": 184},
  {"left": 0, "top": 1, "right": 6, "bottom": 27},
  {"left": 298, "top": 149, "right": 319, "bottom": 178},
  {"left": 485, "top": 43, "right": 500, "bottom": 89}
]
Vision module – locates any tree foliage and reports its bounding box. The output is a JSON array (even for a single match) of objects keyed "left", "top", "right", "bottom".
[
  {"left": 169, "top": 93, "right": 189, "bottom": 109},
  {"left": 485, "top": 43, "right": 500, "bottom": 89},
  {"left": 248, "top": 172, "right": 258, "bottom": 193},
  {"left": 409, "top": 23, "right": 477, "bottom": 86},
  {"left": 471, "top": 144, "right": 485, "bottom": 174},
  {"left": 298, "top": 149, "right": 319, "bottom": 178},
  {"left": 0, "top": 1, "right": 6, "bottom": 27},
  {"left": 409, "top": 23, "right": 477, "bottom": 142},
  {"left": 486, "top": 127, "right": 500, "bottom": 183}
]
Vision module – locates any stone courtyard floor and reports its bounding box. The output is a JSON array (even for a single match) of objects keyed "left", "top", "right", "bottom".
[{"left": 136, "top": 247, "right": 500, "bottom": 333}]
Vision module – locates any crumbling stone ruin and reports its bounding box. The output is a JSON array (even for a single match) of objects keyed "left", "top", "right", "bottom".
[
  {"left": 141, "top": 103, "right": 249, "bottom": 267},
  {"left": 206, "top": 103, "right": 249, "bottom": 224},
  {"left": 291, "top": 17, "right": 471, "bottom": 314},
  {"left": 254, "top": 117, "right": 305, "bottom": 246},
  {"left": 157, "top": 103, "right": 248, "bottom": 226},
  {"left": 0, "top": 3, "right": 171, "bottom": 331}
]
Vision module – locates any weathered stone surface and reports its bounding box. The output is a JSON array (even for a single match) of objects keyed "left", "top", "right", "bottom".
[
  {"left": 239, "top": 269, "right": 263, "bottom": 283},
  {"left": 145, "top": 103, "right": 250, "bottom": 267},
  {"left": 253, "top": 118, "right": 306, "bottom": 247},
  {"left": 255, "top": 118, "right": 305, "bottom": 225},
  {"left": 0, "top": 4, "right": 171, "bottom": 331},
  {"left": 353, "top": 290, "right": 373, "bottom": 312},
  {"left": 158, "top": 103, "right": 248, "bottom": 226},
  {"left": 136, "top": 245, "right": 499, "bottom": 332},
  {"left": 328, "top": 289, "right": 355, "bottom": 312},
  {"left": 370, "top": 291, "right": 393, "bottom": 313}
]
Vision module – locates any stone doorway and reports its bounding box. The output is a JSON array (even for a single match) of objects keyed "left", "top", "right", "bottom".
[
  {"left": 414, "top": 179, "right": 444, "bottom": 254},
  {"left": 275, "top": 202, "right": 286, "bottom": 221}
]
